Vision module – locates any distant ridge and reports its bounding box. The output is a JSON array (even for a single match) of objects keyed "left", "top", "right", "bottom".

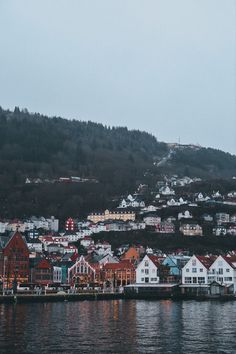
[{"left": 0, "top": 106, "right": 236, "bottom": 218}]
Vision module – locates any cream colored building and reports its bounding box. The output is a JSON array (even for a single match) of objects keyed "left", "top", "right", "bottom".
[{"left": 87, "top": 209, "right": 135, "bottom": 223}]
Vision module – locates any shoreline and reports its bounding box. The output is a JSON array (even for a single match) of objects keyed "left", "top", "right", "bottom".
[{"left": 0, "top": 293, "right": 235, "bottom": 304}]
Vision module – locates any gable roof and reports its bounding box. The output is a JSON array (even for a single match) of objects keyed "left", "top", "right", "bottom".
[
  {"left": 196, "top": 256, "right": 216, "bottom": 269},
  {"left": 148, "top": 255, "right": 160, "bottom": 268}
]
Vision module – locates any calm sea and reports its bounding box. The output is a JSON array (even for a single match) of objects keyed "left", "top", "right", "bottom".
[{"left": 0, "top": 300, "right": 236, "bottom": 354}]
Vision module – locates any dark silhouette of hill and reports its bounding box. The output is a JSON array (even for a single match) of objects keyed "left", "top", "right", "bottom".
[{"left": 0, "top": 106, "right": 235, "bottom": 219}]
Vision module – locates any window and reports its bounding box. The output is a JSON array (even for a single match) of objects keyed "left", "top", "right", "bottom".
[
  {"left": 218, "top": 268, "right": 223, "bottom": 275},
  {"left": 224, "top": 277, "right": 232, "bottom": 282},
  {"left": 217, "top": 277, "right": 223, "bottom": 282},
  {"left": 144, "top": 261, "right": 149, "bottom": 267},
  {"left": 192, "top": 260, "right": 196, "bottom": 266},
  {"left": 198, "top": 277, "right": 205, "bottom": 284},
  {"left": 200, "top": 269, "right": 203, "bottom": 273},
  {"left": 186, "top": 268, "right": 189, "bottom": 272},
  {"left": 141, "top": 277, "right": 144, "bottom": 281},
  {"left": 226, "top": 269, "right": 230, "bottom": 273},
  {"left": 192, "top": 268, "right": 197, "bottom": 273},
  {"left": 184, "top": 277, "right": 192, "bottom": 284},
  {"left": 141, "top": 269, "right": 144, "bottom": 273},
  {"left": 145, "top": 269, "right": 149, "bottom": 275},
  {"left": 151, "top": 278, "right": 157, "bottom": 281},
  {"left": 193, "top": 277, "right": 197, "bottom": 283}
]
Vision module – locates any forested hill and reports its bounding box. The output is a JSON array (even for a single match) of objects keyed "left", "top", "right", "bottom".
[
  {"left": 0, "top": 106, "right": 167, "bottom": 190},
  {"left": 0, "top": 106, "right": 236, "bottom": 219}
]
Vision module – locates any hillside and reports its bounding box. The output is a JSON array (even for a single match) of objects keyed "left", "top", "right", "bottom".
[{"left": 0, "top": 106, "right": 236, "bottom": 219}]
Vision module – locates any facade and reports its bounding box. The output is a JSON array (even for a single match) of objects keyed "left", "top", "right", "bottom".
[
  {"left": 103, "top": 261, "right": 136, "bottom": 287},
  {"left": 87, "top": 209, "right": 135, "bottom": 223},
  {"left": 67, "top": 256, "right": 100, "bottom": 286},
  {"left": 180, "top": 224, "right": 203, "bottom": 236},
  {"left": 32, "top": 259, "right": 53, "bottom": 286},
  {"left": 156, "top": 222, "right": 175, "bottom": 234},
  {"left": 0, "top": 231, "right": 30, "bottom": 287},
  {"left": 143, "top": 215, "right": 161, "bottom": 226},
  {"left": 136, "top": 255, "right": 160, "bottom": 284},
  {"left": 182, "top": 255, "right": 215, "bottom": 287}
]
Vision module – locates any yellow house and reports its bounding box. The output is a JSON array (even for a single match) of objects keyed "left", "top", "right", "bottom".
[{"left": 87, "top": 209, "right": 135, "bottom": 223}]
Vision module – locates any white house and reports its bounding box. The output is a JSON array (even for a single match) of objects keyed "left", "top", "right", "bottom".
[
  {"left": 182, "top": 255, "right": 215, "bottom": 286},
  {"left": 159, "top": 185, "right": 175, "bottom": 196},
  {"left": 143, "top": 214, "right": 161, "bottom": 226},
  {"left": 178, "top": 210, "right": 193, "bottom": 220},
  {"left": 208, "top": 256, "right": 236, "bottom": 292},
  {"left": 136, "top": 255, "right": 160, "bottom": 284}
]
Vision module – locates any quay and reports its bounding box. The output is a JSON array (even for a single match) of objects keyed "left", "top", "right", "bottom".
[{"left": 0, "top": 292, "right": 124, "bottom": 304}]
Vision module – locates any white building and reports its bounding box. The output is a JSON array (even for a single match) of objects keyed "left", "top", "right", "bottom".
[
  {"left": 178, "top": 210, "right": 193, "bottom": 220},
  {"left": 136, "top": 255, "right": 160, "bottom": 284},
  {"left": 182, "top": 255, "right": 215, "bottom": 286},
  {"left": 143, "top": 215, "right": 161, "bottom": 226},
  {"left": 208, "top": 256, "right": 236, "bottom": 292}
]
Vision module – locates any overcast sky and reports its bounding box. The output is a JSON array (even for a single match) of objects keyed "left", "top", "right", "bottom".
[{"left": 0, "top": 1, "right": 235, "bottom": 154}]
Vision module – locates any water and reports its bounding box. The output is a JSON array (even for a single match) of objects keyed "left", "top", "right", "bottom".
[{"left": 0, "top": 300, "right": 236, "bottom": 354}]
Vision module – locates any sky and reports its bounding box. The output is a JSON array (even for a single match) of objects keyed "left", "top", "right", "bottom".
[{"left": 0, "top": 0, "right": 235, "bottom": 154}]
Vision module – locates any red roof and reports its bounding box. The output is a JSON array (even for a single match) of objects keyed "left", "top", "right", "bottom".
[
  {"left": 104, "top": 260, "right": 135, "bottom": 271},
  {"left": 196, "top": 256, "right": 216, "bottom": 269},
  {"left": 223, "top": 256, "right": 236, "bottom": 269},
  {"left": 36, "top": 259, "right": 52, "bottom": 269},
  {"left": 148, "top": 255, "right": 160, "bottom": 267}
]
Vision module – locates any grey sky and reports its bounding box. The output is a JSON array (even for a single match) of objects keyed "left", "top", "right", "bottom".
[{"left": 0, "top": 0, "right": 235, "bottom": 154}]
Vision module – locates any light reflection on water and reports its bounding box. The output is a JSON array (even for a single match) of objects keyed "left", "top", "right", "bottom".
[{"left": 0, "top": 300, "right": 236, "bottom": 354}]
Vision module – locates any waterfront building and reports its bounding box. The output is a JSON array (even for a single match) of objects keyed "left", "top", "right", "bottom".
[
  {"left": 0, "top": 231, "right": 30, "bottom": 287},
  {"left": 32, "top": 259, "right": 53, "bottom": 286},
  {"left": 103, "top": 261, "right": 136, "bottom": 287},
  {"left": 136, "top": 255, "right": 160, "bottom": 284}
]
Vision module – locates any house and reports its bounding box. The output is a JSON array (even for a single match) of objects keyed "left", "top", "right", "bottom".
[
  {"left": 143, "top": 214, "right": 161, "bottom": 226},
  {"left": 159, "top": 185, "right": 175, "bottom": 196},
  {"left": 32, "top": 259, "right": 53, "bottom": 286},
  {"left": 213, "top": 226, "right": 227, "bottom": 236},
  {"left": 181, "top": 255, "right": 216, "bottom": 294},
  {"left": 80, "top": 236, "right": 94, "bottom": 248},
  {"left": 0, "top": 231, "right": 30, "bottom": 287},
  {"left": 67, "top": 255, "right": 100, "bottom": 286},
  {"left": 227, "top": 225, "right": 236, "bottom": 236},
  {"left": 103, "top": 260, "right": 136, "bottom": 287},
  {"left": 156, "top": 222, "right": 175, "bottom": 234},
  {"left": 180, "top": 224, "right": 203, "bottom": 236},
  {"left": 87, "top": 209, "right": 135, "bottom": 223},
  {"left": 162, "top": 255, "right": 190, "bottom": 279},
  {"left": 178, "top": 210, "right": 193, "bottom": 220},
  {"left": 202, "top": 214, "right": 214, "bottom": 222},
  {"left": 215, "top": 213, "right": 230, "bottom": 224},
  {"left": 195, "top": 193, "right": 210, "bottom": 202},
  {"left": 120, "top": 247, "right": 140, "bottom": 263},
  {"left": 136, "top": 255, "right": 160, "bottom": 284},
  {"left": 208, "top": 255, "right": 236, "bottom": 292}
]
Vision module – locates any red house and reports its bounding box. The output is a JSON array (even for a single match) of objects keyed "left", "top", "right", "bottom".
[
  {"left": 0, "top": 231, "right": 30, "bottom": 287},
  {"left": 33, "top": 259, "right": 53, "bottom": 286}
]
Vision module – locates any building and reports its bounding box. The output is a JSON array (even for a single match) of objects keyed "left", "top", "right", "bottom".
[
  {"left": 103, "top": 260, "right": 136, "bottom": 287},
  {"left": 0, "top": 231, "right": 30, "bottom": 288},
  {"left": 136, "top": 255, "right": 160, "bottom": 284},
  {"left": 181, "top": 255, "right": 216, "bottom": 294},
  {"left": 156, "top": 222, "right": 175, "bottom": 234},
  {"left": 143, "top": 214, "right": 161, "bottom": 226},
  {"left": 215, "top": 213, "right": 230, "bottom": 225},
  {"left": 87, "top": 209, "right": 135, "bottom": 223},
  {"left": 32, "top": 259, "right": 53, "bottom": 286},
  {"left": 180, "top": 224, "right": 203, "bottom": 236}
]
